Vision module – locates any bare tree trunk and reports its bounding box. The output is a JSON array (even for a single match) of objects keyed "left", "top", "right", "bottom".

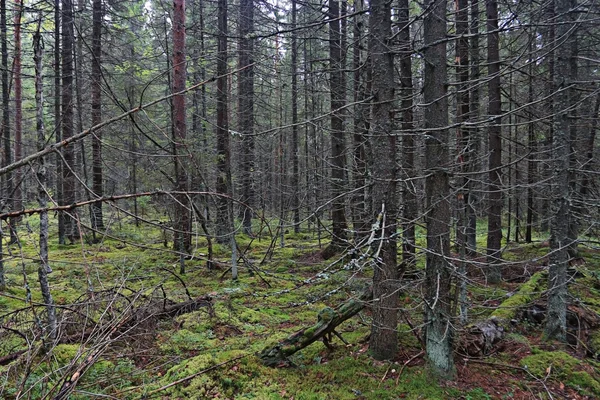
[
  {"left": 467, "top": 0, "right": 480, "bottom": 253},
  {"left": 215, "top": 0, "right": 236, "bottom": 279},
  {"left": 368, "top": 0, "right": 398, "bottom": 361},
  {"left": 486, "top": 0, "right": 503, "bottom": 283},
  {"left": 455, "top": 0, "right": 470, "bottom": 324},
  {"left": 55, "top": 0, "right": 65, "bottom": 245},
  {"left": 327, "top": 0, "right": 348, "bottom": 250},
  {"left": 423, "top": 0, "right": 455, "bottom": 379},
  {"left": 11, "top": 0, "right": 23, "bottom": 244},
  {"left": 172, "top": 0, "right": 191, "bottom": 257},
  {"left": 62, "top": 0, "right": 78, "bottom": 243},
  {"left": 238, "top": 0, "right": 255, "bottom": 236},
  {"left": 1, "top": 0, "right": 13, "bottom": 249},
  {"left": 91, "top": 0, "right": 105, "bottom": 232},
  {"left": 526, "top": 37, "right": 537, "bottom": 243},
  {"left": 34, "top": 17, "right": 57, "bottom": 339},
  {"left": 545, "top": 0, "right": 577, "bottom": 342},
  {"left": 290, "top": 0, "right": 300, "bottom": 234},
  {"left": 398, "top": 0, "right": 415, "bottom": 268}
]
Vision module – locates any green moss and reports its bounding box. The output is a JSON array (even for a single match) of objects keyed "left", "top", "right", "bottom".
[
  {"left": 491, "top": 271, "right": 546, "bottom": 322},
  {"left": 521, "top": 350, "right": 600, "bottom": 395}
]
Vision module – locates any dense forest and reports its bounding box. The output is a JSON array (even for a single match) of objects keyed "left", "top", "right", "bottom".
[{"left": 0, "top": 0, "right": 599, "bottom": 398}]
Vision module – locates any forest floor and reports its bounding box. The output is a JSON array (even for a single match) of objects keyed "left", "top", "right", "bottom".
[{"left": 1, "top": 212, "right": 600, "bottom": 399}]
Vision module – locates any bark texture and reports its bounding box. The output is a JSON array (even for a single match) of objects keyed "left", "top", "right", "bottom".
[
  {"left": 368, "top": 0, "right": 399, "bottom": 361},
  {"left": 423, "top": 0, "right": 455, "bottom": 379}
]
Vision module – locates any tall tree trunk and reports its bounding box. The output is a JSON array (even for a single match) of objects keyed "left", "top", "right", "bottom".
[
  {"left": 290, "top": 0, "right": 300, "bottom": 234},
  {"left": 215, "top": 0, "right": 235, "bottom": 280},
  {"left": 55, "top": 0, "right": 65, "bottom": 244},
  {"left": 486, "top": 0, "right": 503, "bottom": 283},
  {"left": 455, "top": 0, "right": 470, "bottom": 324},
  {"left": 34, "top": 16, "right": 57, "bottom": 339},
  {"left": 351, "top": 0, "right": 369, "bottom": 242},
  {"left": 545, "top": 0, "right": 577, "bottom": 342},
  {"left": 368, "top": 0, "right": 398, "bottom": 361},
  {"left": 327, "top": 0, "right": 348, "bottom": 250},
  {"left": 398, "top": 0, "right": 415, "bottom": 268},
  {"left": 172, "top": 0, "right": 191, "bottom": 256},
  {"left": 526, "top": 37, "right": 537, "bottom": 243},
  {"left": 1, "top": 0, "right": 13, "bottom": 250},
  {"left": 62, "top": 0, "right": 77, "bottom": 243},
  {"left": 91, "top": 0, "right": 105, "bottom": 232},
  {"left": 423, "top": 0, "right": 455, "bottom": 379},
  {"left": 11, "top": 0, "right": 23, "bottom": 244},
  {"left": 467, "top": 0, "right": 480, "bottom": 253},
  {"left": 238, "top": 0, "right": 255, "bottom": 236}
]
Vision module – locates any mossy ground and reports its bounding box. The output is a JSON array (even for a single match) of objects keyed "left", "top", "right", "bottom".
[{"left": 0, "top": 213, "right": 599, "bottom": 399}]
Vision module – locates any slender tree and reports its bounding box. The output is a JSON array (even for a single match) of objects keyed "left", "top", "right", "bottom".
[
  {"left": 172, "top": 0, "right": 191, "bottom": 255},
  {"left": 238, "top": 0, "right": 255, "bottom": 236},
  {"left": 215, "top": 0, "right": 236, "bottom": 281},
  {"left": 62, "top": 0, "right": 77, "bottom": 243},
  {"left": 545, "top": 0, "right": 577, "bottom": 342},
  {"left": 91, "top": 0, "right": 105, "bottom": 232},
  {"left": 326, "top": 0, "right": 348, "bottom": 252},
  {"left": 423, "top": 0, "right": 455, "bottom": 379},
  {"left": 12, "top": 0, "right": 23, "bottom": 244},
  {"left": 290, "top": 0, "right": 300, "bottom": 234},
  {"left": 368, "top": 0, "right": 398, "bottom": 360},
  {"left": 34, "top": 16, "right": 57, "bottom": 338},
  {"left": 399, "top": 0, "right": 416, "bottom": 268},
  {"left": 486, "top": 0, "right": 503, "bottom": 282}
]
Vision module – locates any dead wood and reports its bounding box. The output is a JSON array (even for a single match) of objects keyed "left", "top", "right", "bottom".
[{"left": 259, "top": 288, "right": 372, "bottom": 367}]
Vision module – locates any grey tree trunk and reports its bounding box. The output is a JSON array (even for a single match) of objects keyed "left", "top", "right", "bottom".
[
  {"left": 545, "top": 0, "right": 577, "bottom": 342},
  {"left": 34, "top": 18, "right": 57, "bottom": 339},
  {"left": 368, "top": 0, "right": 398, "bottom": 361},
  {"left": 12, "top": 1, "right": 22, "bottom": 244},
  {"left": 467, "top": 0, "right": 480, "bottom": 253},
  {"left": 62, "top": 0, "right": 77, "bottom": 243},
  {"left": 351, "top": 0, "right": 370, "bottom": 243},
  {"left": 55, "top": 0, "right": 65, "bottom": 245},
  {"left": 327, "top": 0, "right": 348, "bottom": 250},
  {"left": 290, "top": 0, "right": 300, "bottom": 234},
  {"left": 486, "top": 0, "right": 503, "bottom": 283},
  {"left": 238, "top": 0, "right": 255, "bottom": 236},
  {"left": 1, "top": 0, "right": 13, "bottom": 252},
  {"left": 91, "top": 0, "right": 105, "bottom": 232},
  {"left": 398, "top": 0, "right": 416, "bottom": 269},
  {"left": 423, "top": 0, "right": 455, "bottom": 379}
]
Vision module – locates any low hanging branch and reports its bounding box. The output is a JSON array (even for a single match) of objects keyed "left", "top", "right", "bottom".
[
  {"left": 259, "top": 288, "right": 372, "bottom": 367},
  {"left": 0, "top": 190, "right": 221, "bottom": 220}
]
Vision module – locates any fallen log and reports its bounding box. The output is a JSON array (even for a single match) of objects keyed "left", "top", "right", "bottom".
[
  {"left": 259, "top": 289, "right": 372, "bottom": 367},
  {"left": 458, "top": 271, "right": 546, "bottom": 357}
]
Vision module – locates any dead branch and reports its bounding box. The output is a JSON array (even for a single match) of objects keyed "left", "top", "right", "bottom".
[{"left": 259, "top": 288, "right": 372, "bottom": 367}]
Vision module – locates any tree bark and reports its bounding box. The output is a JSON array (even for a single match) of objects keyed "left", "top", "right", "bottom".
[
  {"left": 172, "top": 0, "right": 191, "bottom": 256},
  {"left": 12, "top": 0, "right": 23, "bottom": 243},
  {"left": 62, "top": 0, "right": 77, "bottom": 243},
  {"left": 290, "top": 0, "right": 300, "bottom": 234},
  {"left": 423, "top": 0, "right": 455, "bottom": 379},
  {"left": 368, "top": 0, "right": 398, "bottom": 361},
  {"left": 34, "top": 17, "right": 57, "bottom": 338},
  {"left": 91, "top": 0, "right": 104, "bottom": 232},
  {"left": 398, "top": 0, "right": 416, "bottom": 268},
  {"left": 238, "top": 0, "right": 255, "bottom": 236},
  {"left": 486, "top": 0, "right": 503, "bottom": 282},
  {"left": 545, "top": 0, "right": 577, "bottom": 342},
  {"left": 327, "top": 0, "right": 348, "bottom": 250}
]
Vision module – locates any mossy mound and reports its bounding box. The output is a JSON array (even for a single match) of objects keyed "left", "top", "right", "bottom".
[{"left": 520, "top": 349, "right": 600, "bottom": 396}]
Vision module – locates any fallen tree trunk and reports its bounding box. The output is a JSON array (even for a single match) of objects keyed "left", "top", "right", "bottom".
[
  {"left": 259, "top": 289, "right": 372, "bottom": 367},
  {"left": 458, "top": 271, "right": 547, "bottom": 357}
]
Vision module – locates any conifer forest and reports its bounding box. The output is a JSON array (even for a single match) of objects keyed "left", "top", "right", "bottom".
[{"left": 1, "top": 0, "right": 600, "bottom": 398}]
